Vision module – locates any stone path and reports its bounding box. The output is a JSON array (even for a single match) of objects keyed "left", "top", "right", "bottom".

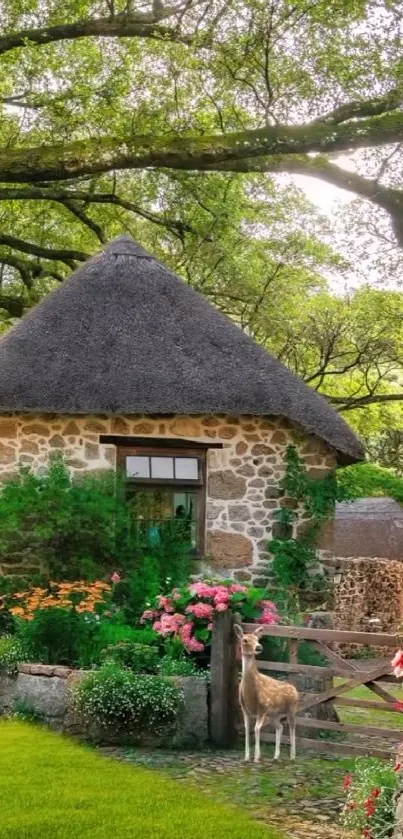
[{"left": 100, "top": 748, "right": 352, "bottom": 839}]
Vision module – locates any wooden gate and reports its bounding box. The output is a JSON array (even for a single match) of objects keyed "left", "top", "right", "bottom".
[{"left": 210, "top": 613, "right": 403, "bottom": 757}]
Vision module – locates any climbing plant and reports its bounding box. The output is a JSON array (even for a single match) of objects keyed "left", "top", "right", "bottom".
[{"left": 268, "top": 445, "right": 349, "bottom": 593}]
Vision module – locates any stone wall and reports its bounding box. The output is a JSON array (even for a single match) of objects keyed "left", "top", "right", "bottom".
[
  {"left": 0, "top": 412, "right": 336, "bottom": 581},
  {"left": 0, "top": 664, "right": 208, "bottom": 747},
  {"left": 328, "top": 557, "right": 403, "bottom": 655}
]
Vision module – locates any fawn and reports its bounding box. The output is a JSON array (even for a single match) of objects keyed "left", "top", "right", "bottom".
[{"left": 234, "top": 624, "right": 299, "bottom": 763}]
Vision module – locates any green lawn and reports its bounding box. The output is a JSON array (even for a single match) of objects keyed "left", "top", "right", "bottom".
[
  {"left": 334, "top": 679, "right": 403, "bottom": 728},
  {"left": 0, "top": 721, "right": 284, "bottom": 839}
]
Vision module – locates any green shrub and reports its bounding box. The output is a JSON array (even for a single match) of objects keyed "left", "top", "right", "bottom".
[
  {"left": 0, "top": 456, "right": 130, "bottom": 579},
  {"left": 72, "top": 663, "right": 184, "bottom": 735},
  {"left": 158, "top": 655, "right": 201, "bottom": 677},
  {"left": 0, "top": 636, "right": 25, "bottom": 675},
  {"left": 101, "top": 642, "right": 159, "bottom": 673},
  {"left": 16, "top": 608, "right": 101, "bottom": 668},
  {"left": 0, "top": 455, "right": 193, "bottom": 613}
]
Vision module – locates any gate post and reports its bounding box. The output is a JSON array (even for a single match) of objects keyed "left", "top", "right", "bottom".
[{"left": 210, "top": 610, "right": 238, "bottom": 747}]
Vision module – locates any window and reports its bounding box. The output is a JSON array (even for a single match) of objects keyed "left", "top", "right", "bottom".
[{"left": 117, "top": 446, "right": 206, "bottom": 555}]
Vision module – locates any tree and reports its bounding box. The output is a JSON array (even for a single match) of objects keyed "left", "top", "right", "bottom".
[{"left": 2, "top": 0, "right": 403, "bottom": 428}]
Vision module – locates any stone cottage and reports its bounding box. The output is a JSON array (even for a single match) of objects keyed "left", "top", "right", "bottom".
[{"left": 0, "top": 235, "right": 364, "bottom": 582}]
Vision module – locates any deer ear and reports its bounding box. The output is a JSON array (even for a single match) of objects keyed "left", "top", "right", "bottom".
[
  {"left": 234, "top": 623, "right": 243, "bottom": 640},
  {"left": 253, "top": 625, "right": 264, "bottom": 638}
]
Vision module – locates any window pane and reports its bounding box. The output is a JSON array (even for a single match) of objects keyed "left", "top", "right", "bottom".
[
  {"left": 151, "top": 456, "right": 174, "bottom": 479},
  {"left": 175, "top": 457, "right": 199, "bottom": 480},
  {"left": 126, "top": 456, "right": 150, "bottom": 478}
]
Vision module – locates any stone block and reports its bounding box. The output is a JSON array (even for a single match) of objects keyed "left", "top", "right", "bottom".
[
  {"left": 0, "top": 420, "right": 17, "bottom": 438},
  {"left": 207, "top": 530, "right": 253, "bottom": 568},
  {"left": 0, "top": 444, "right": 16, "bottom": 465},
  {"left": 209, "top": 470, "right": 246, "bottom": 500},
  {"left": 170, "top": 418, "right": 200, "bottom": 437}
]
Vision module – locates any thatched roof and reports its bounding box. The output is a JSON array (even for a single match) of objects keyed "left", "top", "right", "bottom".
[{"left": 0, "top": 235, "right": 363, "bottom": 464}]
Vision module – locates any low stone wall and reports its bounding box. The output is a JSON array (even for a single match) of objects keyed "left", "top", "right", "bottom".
[{"left": 0, "top": 664, "right": 208, "bottom": 747}]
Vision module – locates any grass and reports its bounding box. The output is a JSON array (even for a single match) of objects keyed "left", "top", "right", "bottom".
[
  {"left": 0, "top": 721, "right": 284, "bottom": 839},
  {"left": 334, "top": 679, "right": 403, "bottom": 729}
]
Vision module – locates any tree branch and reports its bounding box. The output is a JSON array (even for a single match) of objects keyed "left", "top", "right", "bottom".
[
  {"left": 0, "top": 292, "right": 24, "bottom": 318},
  {"left": 0, "top": 186, "right": 195, "bottom": 237},
  {"left": 60, "top": 199, "right": 106, "bottom": 243},
  {"left": 0, "top": 13, "right": 192, "bottom": 56},
  {"left": 326, "top": 392, "right": 403, "bottom": 410},
  {"left": 213, "top": 153, "right": 403, "bottom": 246},
  {"left": 310, "top": 88, "right": 403, "bottom": 124},
  {"left": 2, "top": 111, "right": 403, "bottom": 184},
  {"left": 0, "top": 235, "right": 88, "bottom": 266}
]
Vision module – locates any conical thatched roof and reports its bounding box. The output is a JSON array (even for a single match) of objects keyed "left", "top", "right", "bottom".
[{"left": 0, "top": 235, "right": 364, "bottom": 464}]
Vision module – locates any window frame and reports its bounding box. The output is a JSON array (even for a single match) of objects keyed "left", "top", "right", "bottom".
[{"left": 116, "top": 445, "right": 206, "bottom": 555}]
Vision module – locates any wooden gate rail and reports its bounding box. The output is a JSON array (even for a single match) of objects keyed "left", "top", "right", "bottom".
[{"left": 210, "top": 613, "right": 403, "bottom": 756}]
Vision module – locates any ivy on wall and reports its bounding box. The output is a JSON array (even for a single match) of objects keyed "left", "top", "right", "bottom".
[{"left": 268, "top": 445, "right": 348, "bottom": 592}]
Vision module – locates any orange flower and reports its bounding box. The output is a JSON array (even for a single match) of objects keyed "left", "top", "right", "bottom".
[{"left": 10, "top": 606, "right": 25, "bottom": 617}]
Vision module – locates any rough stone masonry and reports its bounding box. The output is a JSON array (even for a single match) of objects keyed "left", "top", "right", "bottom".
[{"left": 0, "top": 412, "right": 336, "bottom": 582}]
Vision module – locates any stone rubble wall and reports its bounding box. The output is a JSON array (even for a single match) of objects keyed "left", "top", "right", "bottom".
[
  {"left": 0, "top": 413, "right": 336, "bottom": 581},
  {"left": 0, "top": 664, "right": 208, "bottom": 747},
  {"left": 322, "top": 556, "right": 403, "bottom": 656}
]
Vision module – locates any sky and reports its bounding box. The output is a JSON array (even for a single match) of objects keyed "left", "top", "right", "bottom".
[{"left": 290, "top": 159, "right": 402, "bottom": 295}]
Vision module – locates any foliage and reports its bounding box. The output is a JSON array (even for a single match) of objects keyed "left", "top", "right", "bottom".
[
  {"left": 101, "top": 642, "right": 160, "bottom": 674},
  {"left": 15, "top": 608, "right": 102, "bottom": 668},
  {"left": 337, "top": 462, "right": 403, "bottom": 505},
  {"left": 0, "top": 635, "right": 25, "bottom": 675},
  {"left": 111, "top": 550, "right": 192, "bottom": 625},
  {"left": 72, "top": 662, "right": 184, "bottom": 735},
  {"left": 141, "top": 580, "right": 279, "bottom": 653},
  {"left": 268, "top": 445, "right": 345, "bottom": 593},
  {"left": 341, "top": 759, "right": 400, "bottom": 839},
  {"left": 0, "top": 722, "right": 277, "bottom": 839},
  {"left": 0, "top": 456, "right": 130, "bottom": 578},
  {"left": 157, "top": 654, "right": 202, "bottom": 678},
  {"left": 1, "top": 1, "right": 403, "bottom": 437},
  {"left": 0, "top": 456, "right": 193, "bottom": 612}
]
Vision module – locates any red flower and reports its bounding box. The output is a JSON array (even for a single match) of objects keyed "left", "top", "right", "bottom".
[
  {"left": 371, "top": 788, "right": 380, "bottom": 799},
  {"left": 364, "top": 798, "right": 376, "bottom": 817},
  {"left": 343, "top": 774, "right": 353, "bottom": 790},
  {"left": 395, "top": 762, "right": 402, "bottom": 772},
  {"left": 363, "top": 830, "right": 372, "bottom": 839},
  {"left": 394, "top": 701, "right": 403, "bottom": 712}
]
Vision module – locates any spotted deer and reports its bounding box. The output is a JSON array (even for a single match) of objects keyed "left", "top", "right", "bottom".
[{"left": 234, "top": 624, "right": 299, "bottom": 763}]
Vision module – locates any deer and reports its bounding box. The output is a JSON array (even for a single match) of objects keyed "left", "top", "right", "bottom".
[{"left": 234, "top": 624, "right": 299, "bottom": 763}]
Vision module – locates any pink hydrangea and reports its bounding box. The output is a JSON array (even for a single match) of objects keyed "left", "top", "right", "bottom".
[
  {"left": 188, "top": 582, "right": 217, "bottom": 599},
  {"left": 229, "top": 583, "right": 247, "bottom": 593},
  {"left": 140, "top": 608, "right": 158, "bottom": 623},
  {"left": 186, "top": 636, "right": 205, "bottom": 652},
  {"left": 214, "top": 587, "right": 231, "bottom": 605},
  {"left": 258, "top": 600, "right": 279, "bottom": 625},
  {"left": 156, "top": 613, "right": 185, "bottom": 636},
  {"left": 215, "top": 602, "right": 228, "bottom": 612},
  {"left": 158, "top": 595, "right": 174, "bottom": 613},
  {"left": 186, "top": 602, "right": 213, "bottom": 619}
]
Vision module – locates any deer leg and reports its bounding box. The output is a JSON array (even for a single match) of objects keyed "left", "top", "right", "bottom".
[
  {"left": 288, "top": 714, "right": 296, "bottom": 760},
  {"left": 274, "top": 718, "right": 283, "bottom": 761},
  {"left": 254, "top": 715, "right": 264, "bottom": 764},
  {"left": 243, "top": 711, "right": 251, "bottom": 762}
]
